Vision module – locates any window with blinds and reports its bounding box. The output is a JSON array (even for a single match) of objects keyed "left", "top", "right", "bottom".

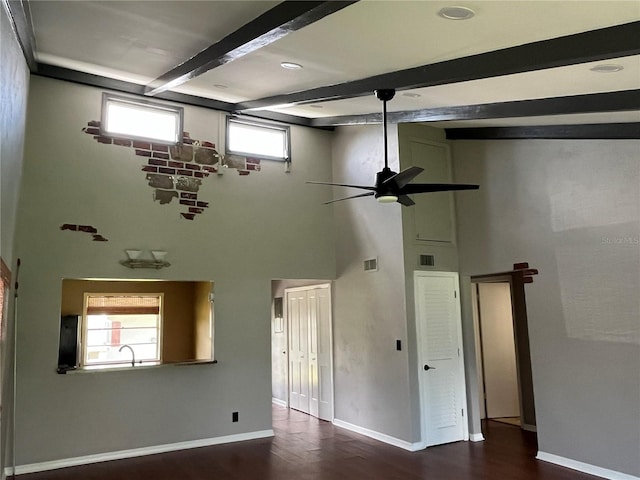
[{"left": 82, "top": 293, "right": 163, "bottom": 366}]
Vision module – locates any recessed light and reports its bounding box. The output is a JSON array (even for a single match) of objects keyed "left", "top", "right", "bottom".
[
  {"left": 281, "top": 62, "right": 303, "bottom": 70},
  {"left": 438, "top": 6, "right": 475, "bottom": 20},
  {"left": 402, "top": 92, "right": 422, "bottom": 98},
  {"left": 590, "top": 64, "right": 624, "bottom": 73}
]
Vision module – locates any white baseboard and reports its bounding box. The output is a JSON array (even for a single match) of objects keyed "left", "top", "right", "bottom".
[
  {"left": 333, "top": 418, "right": 423, "bottom": 452},
  {"left": 6, "top": 429, "right": 274, "bottom": 476},
  {"left": 271, "top": 397, "right": 287, "bottom": 408},
  {"left": 537, "top": 451, "right": 639, "bottom": 480},
  {"left": 469, "top": 433, "right": 485, "bottom": 442}
]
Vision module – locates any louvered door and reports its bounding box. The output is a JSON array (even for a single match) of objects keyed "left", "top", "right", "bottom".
[{"left": 415, "top": 272, "right": 467, "bottom": 447}]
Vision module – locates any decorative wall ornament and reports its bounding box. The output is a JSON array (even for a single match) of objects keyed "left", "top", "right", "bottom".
[
  {"left": 120, "top": 249, "right": 170, "bottom": 269},
  {"left": 60, "top": 224, "right": 108, "bottom": 241},
  {"left": 82, "top": 121, "right": 262, "bottom": 220}
]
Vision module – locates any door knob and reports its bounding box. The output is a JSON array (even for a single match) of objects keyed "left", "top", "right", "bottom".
[{"left": 424, "top": 364, "right": 436, "bottom": 371}]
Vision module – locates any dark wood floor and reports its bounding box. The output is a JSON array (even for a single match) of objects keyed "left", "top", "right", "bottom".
[{"left": 18, "top": 405, "right": 599, "bottom": 480}]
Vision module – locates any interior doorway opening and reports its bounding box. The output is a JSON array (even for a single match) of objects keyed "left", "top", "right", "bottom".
[
  {"left": 271, "top": 280, "right": 334, "bottom": 422},
  {"left": 471, "top": 269, "right": 537, "bottom": 434}
]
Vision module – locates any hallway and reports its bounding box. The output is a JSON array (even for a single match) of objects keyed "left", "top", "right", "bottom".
[{"left": 18, "top": 406, "right": 599, "bottom": 479}]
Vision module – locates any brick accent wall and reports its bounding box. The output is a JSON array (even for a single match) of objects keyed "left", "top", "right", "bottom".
[{"left": 82, "top": 122, "right": 262, "bottom": 220}]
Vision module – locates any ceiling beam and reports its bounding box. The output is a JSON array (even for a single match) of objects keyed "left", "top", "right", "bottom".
[
  {"left": 144, "top": 1, "right": 358, "bottom": 97},
  {"left": 310, "top": 90, "right": 640, "bottom": 127},
  {"left": 2, "top": 0, "right": 38, "bottom": 71},
  {"left": 35, "top": 64, "right": 329, "bottom": 130},
  {"left": 235, "top": 21, "right": 640, "bottom": 111},
  {"left": 445, "top": 123, "right": 640, "bottom": 140}
]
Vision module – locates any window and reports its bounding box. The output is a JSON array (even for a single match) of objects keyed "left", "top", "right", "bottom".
[
  {"left": 82, "top": 293, "right": 163, "bottom": 367},
  {"left": 226, "top": 117, "right": 290, "bottom": 161},
  {"left": 101, "top": 93, "right": 183, "bottom": 144}
]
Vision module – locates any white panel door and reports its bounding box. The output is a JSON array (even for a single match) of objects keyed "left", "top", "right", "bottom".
[
  {"left": 478, "top": 283, "right": 520, "bottom": 419},
  {"left": 308, "top": 289, "right": 319, "bottom": 418},
  {"left": 415, "top": 272, "right": 467, "bottom": 447},
  {"left": 315, "top": 286, "right": 333, "bottom": 421},
  {"left": 288, "top": 291, "right": 309, "bottom": 414}
]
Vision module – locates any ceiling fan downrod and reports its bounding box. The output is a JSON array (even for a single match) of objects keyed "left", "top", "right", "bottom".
[{"left": 374, "top": 89, "right": 396, "bottom": 172}]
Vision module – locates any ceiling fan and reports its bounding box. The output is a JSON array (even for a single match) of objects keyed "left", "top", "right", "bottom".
[{"left": 308, "top": 89, "right": 479, "bottom": 206}]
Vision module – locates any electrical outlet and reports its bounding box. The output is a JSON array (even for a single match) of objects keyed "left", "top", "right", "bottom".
[{"left": 232, "top": 411, "right": 239, "bottom": 422}]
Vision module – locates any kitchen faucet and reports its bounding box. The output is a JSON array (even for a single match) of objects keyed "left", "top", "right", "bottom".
[{"left": 118, "top": 344, "right": 136, "bottom": 367}]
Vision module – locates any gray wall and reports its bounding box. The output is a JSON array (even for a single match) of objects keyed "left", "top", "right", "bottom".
[
  {"left": 14, "top": 76, "right": 335, "bottom": 465},
  {"left": 453, "top": 139, "right": 640, "bottom": 476},
  {"left": 331, "top": 124, "right": 414, "bottom": 442},
  {"left": 1, "top": 3, "right": 30, "bottom": 474}
]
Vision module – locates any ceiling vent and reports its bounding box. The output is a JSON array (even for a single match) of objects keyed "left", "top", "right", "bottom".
[
  {"left": 419, "top": 254, "right": 435, "bottom": 267},
  {"left": 364, "top": 258, "right": 378, "bottom": 272}
]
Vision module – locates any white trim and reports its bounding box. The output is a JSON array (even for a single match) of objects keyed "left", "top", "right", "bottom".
[
  {"left": 537, "top": 452, "right": 639, "bottom": 480},
  {"left": 333, "top": 418, "right": 424, "bottom": 452},
  {"left": 469, "top": 433, "right": 485, "bottom": 442},
  {"left": 6, "top": 430, "right": 274, "bottom": 476},
  {"left": 272, "top": 397, "right": 287, "bottom": 407}
]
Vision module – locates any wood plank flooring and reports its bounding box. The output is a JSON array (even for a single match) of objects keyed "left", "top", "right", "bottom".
[{"left": 17, "top": 405, "right": 599, "bottom": 480}]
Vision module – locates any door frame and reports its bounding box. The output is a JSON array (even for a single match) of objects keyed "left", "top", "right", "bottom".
[
  {"left": 414, "top": 271, "right": 469, "bottom": 447},
  {"left": 471, "top": 273, "right": 537, "bottom": 432},
  {"left": 284, "top": 283, "right": 334, "bottom": 421}
]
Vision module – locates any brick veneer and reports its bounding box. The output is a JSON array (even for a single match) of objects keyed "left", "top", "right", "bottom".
[{"left": 82, "top": 121, "right": 261, "bottom": 220}]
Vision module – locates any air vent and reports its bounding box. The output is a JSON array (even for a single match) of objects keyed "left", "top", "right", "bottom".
[
  {"left": 419, "top": 254, "right": 435, "bottom": 267},
  {"left": 364, "top": 258, "right": 378, "bottom": 272}
]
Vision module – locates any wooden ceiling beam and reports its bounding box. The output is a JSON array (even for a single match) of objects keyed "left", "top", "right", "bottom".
[
  {"left": 235, "top": 21, "right": 640, "bottom": 111},
  {"left": 144, "top": 1, "right": 358, "bottom": 97}
]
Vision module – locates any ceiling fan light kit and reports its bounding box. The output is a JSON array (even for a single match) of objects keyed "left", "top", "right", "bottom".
[{"left": 308, "top": 89, "right": 479, "bottom": 206}]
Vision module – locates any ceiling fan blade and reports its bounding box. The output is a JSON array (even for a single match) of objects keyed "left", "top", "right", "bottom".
[
  {"left": 400, "top": 183, "right": 480, "bottom": 194},
  {"left": 382, "top": 166, "right": 424, "bottom": 189},
  {"left": 307, "top": 181, "right": 376, "bottom": 191},
  {"left": 323, "top": 192, "right": 375, "bottom": 204},
  {"left": 397, "top": 195, "right": 415, "bottom": 206}
]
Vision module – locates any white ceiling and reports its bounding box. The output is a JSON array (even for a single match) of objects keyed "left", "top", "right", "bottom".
[{"left": 27, "top": 0, "right": 640, "bottom": 128}]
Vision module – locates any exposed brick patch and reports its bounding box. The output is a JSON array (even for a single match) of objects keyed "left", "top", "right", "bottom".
[
  {"left": 60, "top": 224, "right": 108, "bottom": 241},
  {"left": 83, "top": 120, "right": 262, "bottom": 220},
  {"left": 114, "top": 138, "right": 132, "bottom": 147},
  {"left": 180, "top": 199, "right": 196, "bottom": 206},
  {"left": 170, "top": 145, "right": 193, "bottom": 162},
  {"left": 194, "top": 147, "right": 218, "bottom": 165},
  {"left": 133, "top": 141, "right": 151, "bottom": 149},
  {"left": 146, "top": 174, "right": 174, "bottom": 190},
  {"left": 154, "top": 189, "right": 178, "bottom": 204}
]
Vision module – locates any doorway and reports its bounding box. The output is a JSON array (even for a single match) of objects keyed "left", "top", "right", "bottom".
[
  {"left": 271, "top": 281, "right": 334, "bottom": 422},
  {"left": 471, "top": 274, "right": 537, "bottom": 433}
]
